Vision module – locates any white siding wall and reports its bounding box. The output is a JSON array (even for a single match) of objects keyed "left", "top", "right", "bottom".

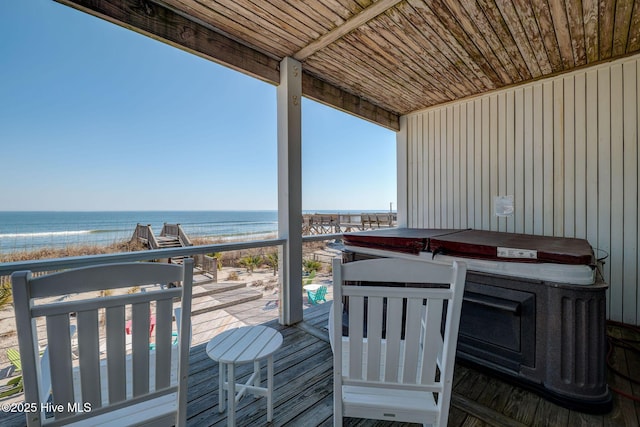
[{"left": 400, "top": 54, "right": 640, "bottom": 324}]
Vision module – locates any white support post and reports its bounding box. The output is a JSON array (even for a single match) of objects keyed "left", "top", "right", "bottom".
[
  {"left": 396, "top": 115, "right": 408, "bottom": 227},
  {"left": 277, "top": 57, "right": 303, "bottom": 325}
]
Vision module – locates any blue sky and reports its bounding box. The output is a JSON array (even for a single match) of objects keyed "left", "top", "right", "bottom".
[{"left": 0, "top": 0, "right": 397, "bottom": 212}]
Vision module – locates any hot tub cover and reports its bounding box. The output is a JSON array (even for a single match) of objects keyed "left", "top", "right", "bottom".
[{"left": 344, "top": 228, "right": 595, "bottom": 266}]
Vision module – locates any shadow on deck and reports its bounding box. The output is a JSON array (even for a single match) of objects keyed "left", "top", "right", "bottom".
[{"left": 2, "top": 303, "right": 639, "bottom": 426}]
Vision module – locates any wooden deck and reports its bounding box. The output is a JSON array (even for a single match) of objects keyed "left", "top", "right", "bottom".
[
  {"left": 1, "top": 303, "right": 639, "bottom": 426},
  {"left": 188, "top": 303, "right": 640, "bottom": 426}
]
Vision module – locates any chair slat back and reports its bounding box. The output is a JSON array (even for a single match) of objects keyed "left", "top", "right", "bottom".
[
  {"left": 12, "top": 260, "right": 193, "bottom": 426},
  {"left": 333, "top": 256, "right": 466, "bottom": 403}
]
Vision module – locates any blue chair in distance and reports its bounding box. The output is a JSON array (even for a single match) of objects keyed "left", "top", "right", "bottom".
[{"left": 307, "top": 285, "right": 327, "bottom": 305}]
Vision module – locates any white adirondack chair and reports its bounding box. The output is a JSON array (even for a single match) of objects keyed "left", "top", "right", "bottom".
[
  {"left": 11, "top": 259, "right": 193, "bottom": 427},
  {"left": 331, "top": 257, "right": 467, "bottom": 427}
]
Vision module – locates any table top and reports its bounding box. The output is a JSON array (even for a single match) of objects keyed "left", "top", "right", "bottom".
[
  {"left": 303, "top": 283, "right": 322, "bottom": 292},
  {"left": 206, "top": 325, "right": 283, "bottom": 364}
]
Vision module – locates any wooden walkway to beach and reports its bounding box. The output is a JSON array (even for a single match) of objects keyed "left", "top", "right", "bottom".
[{"left": 1, "top": 302, "right": 639, "bottom": 426}]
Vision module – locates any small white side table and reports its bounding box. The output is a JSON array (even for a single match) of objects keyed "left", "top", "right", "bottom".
[{"left": 206, "top": 325, "right": 283, "bottom": 426}]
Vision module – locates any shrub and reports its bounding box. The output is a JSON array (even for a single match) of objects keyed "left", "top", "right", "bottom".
[
  {"left": 227, "top": 271, "right": 239, "bottom": 281},
  {"left": 303, "top": 259, "right": 322, "bottom": 274},
  {"left": 239, "top": 255, "right": 263, "bottom": 273},
  {"left": 0, "top": 283, "right": 12, "bottom": 310},
  {"left": 209, "top": 252, "right": 224, "bottom": 270},
  {"left": 303, "top": 270, "right": 316, "bottom": 286},
  {"left": 265, "top": 251, "right": 278, "bottom": 276}
]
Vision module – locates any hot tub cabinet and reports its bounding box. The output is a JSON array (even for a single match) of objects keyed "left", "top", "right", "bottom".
[{"left": 342, "top": 228, "right": 611, "bottom": 414}]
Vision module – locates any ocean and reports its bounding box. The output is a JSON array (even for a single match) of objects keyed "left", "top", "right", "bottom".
[{"left": 0, "top": 211, "right": 279, "bottom": 254}]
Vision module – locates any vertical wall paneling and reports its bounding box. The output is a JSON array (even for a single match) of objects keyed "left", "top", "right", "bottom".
[
  {"left": 543, "top": 81, "right": 555, "bottom": 236},
  {"left": 440, "top": 108, "right": 446, "bottom": 227},
  {"left": 408, "top": 115, "right": 417, "bottom": 226},
  {"left": 514, "top": 88, "right": 525, "bottom": 232},
  {"left": 416, "top": 114, "right": 424, "bottom": 228},
  {"left": 498, "top": 93, "right": 507, "bottom": 232},
  {"left": 460, "top": 104, "right": 468, "bottom": 229},
  {"left": 597, "top": 67, "right": 613, "bottom": 317},
  {"left": 574, "top": 73, "right": 587, "bottom": 239},
  {"left": 533, "top": 84, "right": 544, "bottom": 236},
  {"left": 564, "top": 76, "right": 576, "bottom": 238},
  {"left": 506, "top": 92, "right": 515, "bottom": 233},
  {"left": 435, "top": 109, "right": 442, "bottom": 227},
  {"left": 475, "top": 100, "right": 483, "bottom": 229},
  {"left": 396, "top": 115, "right": 408, "bottom": 227},
  {"left": 453, "top": 104, "right": 461, "bottom": 228},
  {"left": 467, "top": 103, "right": 476, "bottom": 227},
  {"left": 447, "top": 106, "right": 454, "bottom": 228},
  {"left": 610, "top": 63, "right": 625, "bottom": 324},
  {"left": 401, "top": 54, "right": 640, "bottom": 323},
  {"left": 524, "top": 86, "right": 534, "bottom": 234},
  {"left": 421, "top": 114, "right": 428, "bottom": 229},
  {"left": 553, "top": 78, "right": 565, "bottom": 236},
  {"left": 490, "top": 95, "right": 499, "bottom": 231},
  {"left": 585, "top": 70, "right": 599, "bottom": 254},
  {"left": 428, "top": 111, "right": 436, "bottom": 227},
  {"left": 482, "top": 97, "right": 491, "bottom": 230},
  {"left": 623, "top": 60, "right": 638, "bottom": 325}
]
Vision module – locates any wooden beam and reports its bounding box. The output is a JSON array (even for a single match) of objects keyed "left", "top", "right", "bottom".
[
  {"left": 55, "top": 0, "right": 399, "bottom": 130},
  {"left": 293, "top": 0, "right": 404, "bottom": 61},
  {"left": 302, "top": 72, "right": 400, "bottom": 130}
]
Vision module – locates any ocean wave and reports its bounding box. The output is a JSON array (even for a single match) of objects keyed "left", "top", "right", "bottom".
[{"left": 0, "top": 230, "right": 97, "bottom": 239}]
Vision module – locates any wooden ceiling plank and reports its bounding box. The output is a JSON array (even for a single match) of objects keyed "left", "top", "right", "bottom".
[
  {"left": 529, "top": 0, "right": 564, "bottom": 72},
  {"left": 351, "top": 0, "right": 374, "bottom": 11},
  {"left": 302, "top": 72, "right": 400, "bottom": 130},
  {"left": 599, "top": 0, "right": 616, "bottom": 59},
  {"left": 582, "top": 0, "right": 599, "bottom": 62},
  {"left": 307, "top": 55, "right": 404, "bottom": 112},
  {"left": 210, "top": 0, "right": 313, "bottom": 51},
  {"left": 241, "top": 0, "right": 324, "bottom": 43},
  {"left": 347, "top": 26, "right": 458, "bottom": 101},
  {"left": 475, "top": 0, "right": 531, "bottom": 80},
  {"left": 397, "top": 2, "right": 490, "bottom": 91},
  {"left": 548, "top": 0, "right": 575, "bottom": 68},
  {"left": 310, "top": 44, "right": 443, "bottom": 109},
  {"left": 613, "top": 0, "right": 635, "bottom": 56},
  {"left": 291, "top": 0, "right": 339, "bottom": 31},
  {"left": 379, "top": 9, "right": 477, "bottom": 97},
  {"left": 325, "top": 0, "right": 368, "bottom": 19},
  {"left": 429, "top": 0, "right": 506, "bottom": 85},
  {"left": 305, "top": 51, "right": 416, "bottom": 113},
  {"left": 360, "top": 13, "right": 462, "bottom": 98},
  {"left": 627, "top": 1, "right": 640, "bottom": 52},
  {"left": 510, "top": 0, "right": 552, "bottom": 74},
  {"left": 564, "top": 0, "right": 587, "bottom": 66},
  {"left": 331, "top": 26, "right": 452, "bottom": 103},
  {"left": 321, "top": 42, "right": 444, "bottom": 108},
  {"left": 459, "top": 0, "right": 521, "bottom": 82},
  {"left": 168, "top": 0, "right": 292, "bottom": 58},
  {"left": 406, "top": 0, "right": 496, "bottom": 90},
  {"left": 294, "top": 0, "right": 404, "bottom": 60}
]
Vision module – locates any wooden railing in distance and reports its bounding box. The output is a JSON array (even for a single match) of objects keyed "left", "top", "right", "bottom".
[
  {"left": 131, "top": 224, "right": 160, "bottom": 249},
  {"left": 167, "top": 224, "right": 193, "bottom": 247}
]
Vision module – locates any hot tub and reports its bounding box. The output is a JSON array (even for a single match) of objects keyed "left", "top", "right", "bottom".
[{"left": 342, "top": 228, "right": 611, "bottom": 413}]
